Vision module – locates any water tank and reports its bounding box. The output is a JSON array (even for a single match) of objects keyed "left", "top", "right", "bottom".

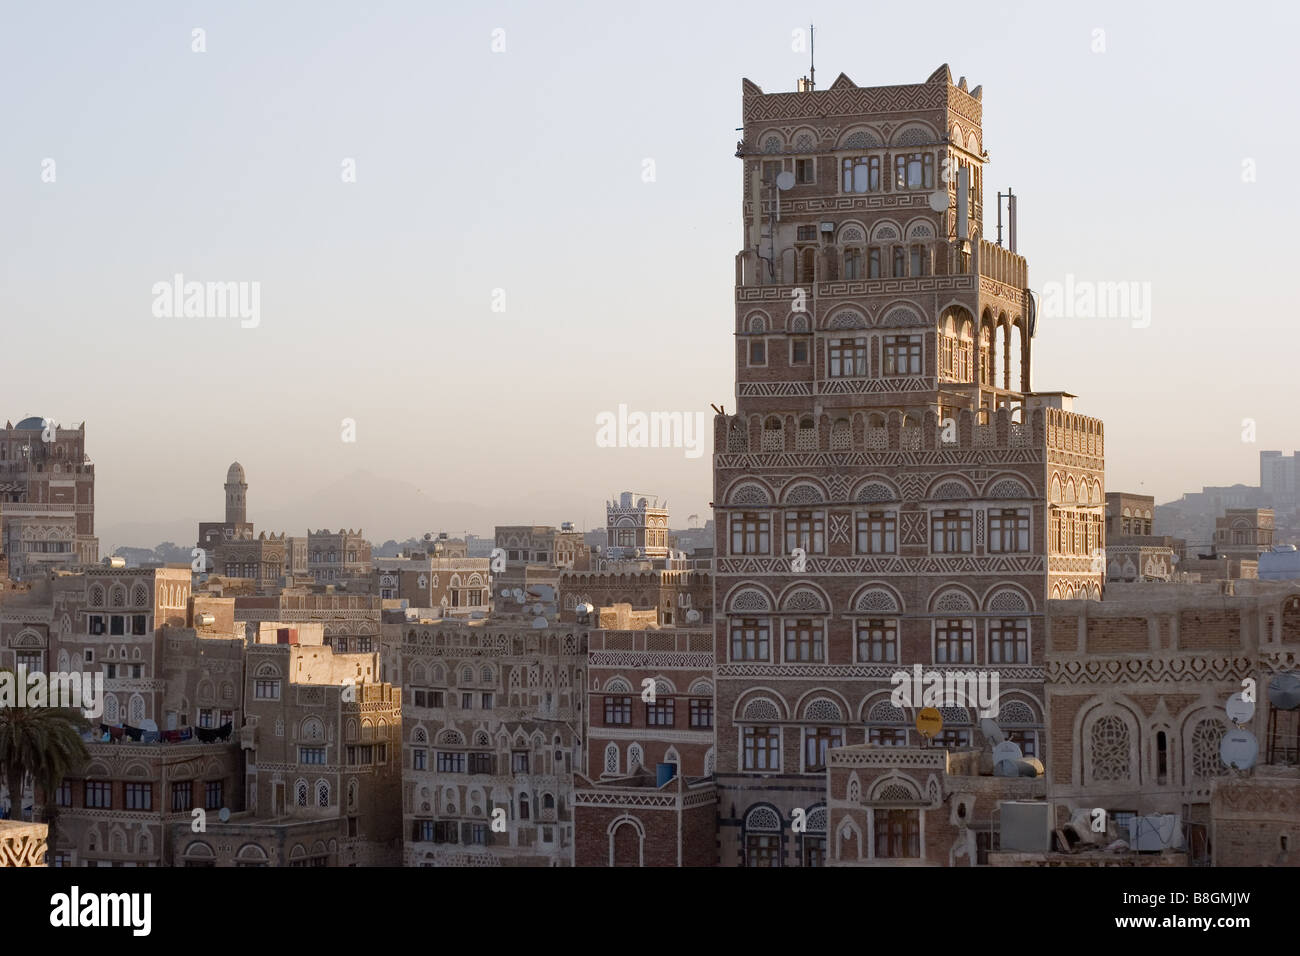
[
  {"left": 196, "top": 612, "right": 216, "bottom": 627},
  {"left": 103, "top": 556, "right": 126, "bottom": 568},
  {"left": 656, "top": 763, "right": 676, "bottom": 787}
]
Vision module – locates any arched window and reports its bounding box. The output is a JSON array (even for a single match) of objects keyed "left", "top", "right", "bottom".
[
  {"left": 519, "top": 793, "right": 530, "bottom": 820},
  {"left": 603, "top": 743, "right": 620, "bottom": 775},
  {"left": 1088, "top": 714, "right": 1132, "bottom": 783},
  {"left": 296, "top": 780, "right": 309, "bottom": 807},
  {"left": 316, "top": 780, "right": 330, "bottom": 808}
]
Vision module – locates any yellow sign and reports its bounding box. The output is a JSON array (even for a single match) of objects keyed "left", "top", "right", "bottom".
[{"left": 916, "top": 707, "right": 943, "bottom": 738}]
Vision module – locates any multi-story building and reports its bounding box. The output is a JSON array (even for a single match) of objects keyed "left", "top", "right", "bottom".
[
  {"left": 710, "top": 63, "right": 1103, "bottom": 866},
  {"left": 196, "top": 462, "right": 307, "bottom": 585},
  {"left": 0, "top": 417, "right": 98, "bottom": 579},
  {"left": 233, "top": 590, "right": 383, "bottom": 665},
  {"left": 559, "top": 567, "right": 712, "bottom": 627},
  {"left": 1104, "top": 491, "right": 1183, "bottom": 583},
  {"left": 1261, "top": 450, "right": 1298, "bottom": 513},
  {"left": 374, "top": 552, "right": 491, "bottom": 618},
  {"left": 386, "top": 617, "right": 586, "bottom": 866},
  {"left": 1215, "top": 508, "right": 1274, "bottom": 560},
  {"left": 604, "top": 493, "right": 671, "bottom": 560},
  {"left": 307, "top": 529, "right": 372, "bottom": 584},
  {"left": 1044, "top": 581, "right": 1300, "bottom": 866},
  {"left": 170, "top": 628, "right": 403, "bottom": 867}
]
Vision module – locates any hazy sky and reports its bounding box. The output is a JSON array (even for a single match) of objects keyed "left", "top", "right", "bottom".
[{"left": 3, "top": 0, "right": 1295, "bottom": 547}]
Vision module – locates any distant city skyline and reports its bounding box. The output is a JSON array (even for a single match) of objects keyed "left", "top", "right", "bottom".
[{"left": 5, "top": 1, "right": 1297, "bottom": 546}]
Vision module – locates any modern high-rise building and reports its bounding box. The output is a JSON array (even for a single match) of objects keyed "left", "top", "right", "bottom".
[
  {"left": 0, "top": 417, "right": 98, "bottom": 579},
  {"left": 711, "top": 65, "right": 1105, "bottom": 865}
]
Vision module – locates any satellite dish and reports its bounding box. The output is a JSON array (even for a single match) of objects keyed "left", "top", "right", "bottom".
[
  {"left": 1268, "top": 672, "right": 1300, "bottom": 711},
  {"left": 991, "top": 740, "right": 1022, "bottom": 764},
  {"left": 1225, "top": 692, "right": 1255, "bottom": 725},
  {"left": 512, "top": 588, "right": 524, "bottom": 599},
  {"left": 915, "top": 707, "right": 942, "bottom": 739},
  {"left": 927, "top": 190, "right": 948, "bottom": 212},
  {"left": 218, "top": 807, "right": 231, "bottom": 823},
  {"left": 979, "top": 717, "right": 1006, "bottom": 745},
  {"left": 685, "top": 608, "right": 701, "bottom": 623},
  {"left": 775, "top": 170, "right": 795, "bottom": 191},
  {"left": 1219, "top": 729, "right": 1258, "bottom": 770},
  {"left": 515, "top": 593, "right": 526, "bottom": 605},
  {"left": 531, "top": 616, "right": 548, "bottom": 628}
]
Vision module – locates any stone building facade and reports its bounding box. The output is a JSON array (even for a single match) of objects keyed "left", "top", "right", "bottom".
[
  {"left": 0, "top": 417, "right": 98, "bottom": 580},
  {"left": 386, "top": 619, "right": 587, "bottom": 866},
  {"left": 605, "top": 492, "right": 671, "bottom": 559},
  {"left": 711, "top": 64, "right": 1101, "bottom": 866}
]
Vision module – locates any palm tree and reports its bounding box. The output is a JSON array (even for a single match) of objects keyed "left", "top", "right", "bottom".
[{"left": 0, "top": 694, "right": 90, "bottom": 860}]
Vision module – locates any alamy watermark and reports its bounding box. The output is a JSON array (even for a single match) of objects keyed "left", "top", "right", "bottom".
[
  {"left": 889, "top": 664, "right": 1000, "bottom": 717},
  {"left": 1039, "top": 274, "right": 1151, "bottom": 329},
  {"left": 0, "top": 668, "right": 104, "bottom": 719},
  {"left": 595, "top": 404, "right": 709, "bottom": 460},
  {"left": 151, "top": 274, "right": 260, "bottom": 328}
]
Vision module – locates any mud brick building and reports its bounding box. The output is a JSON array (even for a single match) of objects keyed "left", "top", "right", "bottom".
[{"left": 710, "top": 63, "right": 1102, "bottom": 866}]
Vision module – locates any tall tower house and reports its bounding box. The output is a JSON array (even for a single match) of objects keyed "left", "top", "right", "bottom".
[{"left": 710, "top": 65, "right": 1105, "bottom": 866}]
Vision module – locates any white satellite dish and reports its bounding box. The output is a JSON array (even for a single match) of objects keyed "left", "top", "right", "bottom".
[
  {"left": 512, "top": 588, "right": 524, "bottom": 598},
  {"left": 218, "top": 807, "right": 231, "bottom": 823},
  {"left": 531, "top": 616, "right": 548, "bottom": 628},
  {"left": 1268, "top": 672, "right": 1300, "bottom": 711},
  {"left": 1225, "top": 692, "right": 1254, "bottom": 725},
  {"left": 1219, "top": 729, "right": 1258, "bottom": 770},
  {"left": 991, "top": 740, "right": 1022, "bottom": 764},
  {"left": 928, "top": 190, "right": 948, "bottom": 212},
  {"left": 775, "top": 170, "right": 795, "bottom": 191},
  {"left": 515, "top": 593, "right": 526, "bottom": 605},
  {"left": 685, "top": 609, "right": 701, "bottom": 623},
  {"left": 979, "top": 717, "right": 1006, "bottom": 745}
]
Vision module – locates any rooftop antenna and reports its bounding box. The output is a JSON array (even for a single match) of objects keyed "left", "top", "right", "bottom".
[{"left": 809, "top": 23, "right": 815, "bottom": 91}]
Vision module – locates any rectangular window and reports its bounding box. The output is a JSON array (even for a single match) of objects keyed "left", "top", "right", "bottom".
[
  {"left": 109, "top": 615, "right": 125, "bottom": 636},
  {"left": 299, "top": 747, "right": 326, "bottom": 765},
  {"left": 413, "top": 748, "right": 427, "bottom": 771},
  {"left": 989, "top": 508, "right": 1030, "bottom": 553},
  {"left": 604, "top": 696, "right": 632, "bottom": 725},
  {"left": 468, "top": 752, "right": 493, "bottom": 774},
  {"left": 646, "top": 699, "right": 675, "bottom": 727},
  {"left": 55, "top": 781, "right": 72, "bottom": 807},
  {"left": 205, "top": 780, "right": 223, "bottom": 810},
  {"left": 936, "top": 619, "right": 975, "bottom": 664},
  {"left": 433, "top": 821, "right": 457, "bottom": 844},
  {"left": 430, "top": 691, "right": 444, "bottom": 708},
  {"left": 869, "top": 726, "right": 908, "bottom": 747},
  {"left": 169, "top": 780, "right": 191, "bottom": 811},
  {"left": 436, "top": 751, "right": 465, "bottom": 773},
  {"left": 132, "top": 615, "right": 147, "bottom": 635},
  {"left": 742, "top": 726, "right": 780, "bottom": 771},
  {"left": 254, "top": 679, "right": 280, "bottom": 700},
  {"left": 795, "top": 157, "right": 815, "bottom": 183},
  {"left": 894, "top": 152, "right": 934, "bottom": 190},
  {"left": 783, "top": 619, "right": 824, "bottom": 663},
  {"left": 855, "top": 511, "right": 896, "bottom": 554},
  {"left": 89, "top": 616, "right": 105, "bottom": 635},
  {"left": 791, "top": 339, "right": 809, "bottom": 364},
  {"left": 730, "top": 513, "right": 770, "bottom": 555},
  {"left": 199, "top": 709, "right": 214, "bottom": 729},
  {"left": 481, "top": 693, "right": 494, "bottom": 709},
  {"left": 910, "top": 246, "right": 927, "bottom": 277},
  {"left": 125, "top": 782, "right": 152, "bottom": 811},
  {"left": 748, "top": 340, "right": 766, "bottom": 366},
  {"left": 828, "top": 338, "right": 868, "bottom": 377},
  {"left": 84, "top": 781, "right": 111, "bottom": 809},
  {"left": 414, "top": 820, "right": 435, "bottom": 842},
  {"left": 844, "top": 248, "right": 862, "bottom": 279},
  {"left": 892, "top": 247, "right": 907, "bottom": 277},
  {"left": 730, "top": 618, "right": 771, "bottom": 662},
  {"left": 803, "top": 726, "right": 843, "bottom": 772},
  {"left": 931, "top": 509, "right": 973, "bottom": 553},
  {"left": 469, "top": 823, "right": 488, "bottom": 845},
  {"left": 989, "top": 618, "right": 1029, "bottom": 664},
  {"left": 461, "top": 693, "right": 473, "bottom": 710},
  {"left": 874, "top": 808, "right": 921, "bottom": 858},
  {"left": 512, "top": 751, "right": 530, "bottom": 774},
  {"left": 856, "top": 619, "right": 898, "bottom": 663},
  {"left": 842, "top": 155, "right": 880, "bottom": 193},
  {"left": 689, "top": 698, "right": 713, "bottom": 729},
  {"left": 784, "top": 511, "right": 825, "bottom": 554},
  {"left": 796, "top": 224, "right": 817, "bottom": 241},
  {"left": 868, "top": 247, "right": 881, "bottom": 278},
  {"left": 882, "top": 335, "right": 922, "bottom": 375}
]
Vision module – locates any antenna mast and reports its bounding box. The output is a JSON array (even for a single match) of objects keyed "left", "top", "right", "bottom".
[{"left": 809, "top": 23, "right": 815, "bottom": 91}]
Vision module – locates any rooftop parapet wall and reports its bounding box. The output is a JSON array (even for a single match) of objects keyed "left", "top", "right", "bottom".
[{"left": 740, "top": 64, "right": 981, "bottom": 134}]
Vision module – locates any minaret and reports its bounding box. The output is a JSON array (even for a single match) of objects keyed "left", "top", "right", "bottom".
[{"left": 225, "top": 462, "right": 248, "bottom": 525}]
